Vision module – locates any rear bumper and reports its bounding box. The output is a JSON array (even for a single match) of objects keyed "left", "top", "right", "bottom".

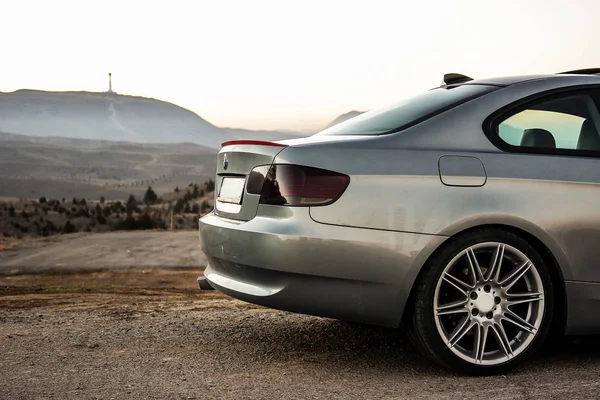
[{"left": 199, "top": 206, "right": 446, "bottom": 327}]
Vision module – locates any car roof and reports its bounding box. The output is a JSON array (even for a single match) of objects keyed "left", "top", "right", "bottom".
[
  {"left": 444, "top": 70, "right": 600, "bottom": 88},
  {"left": 463, "top": 75, "right": 553, "bottom": 87}
]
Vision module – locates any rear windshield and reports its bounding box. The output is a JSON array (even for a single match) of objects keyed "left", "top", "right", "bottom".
[{"left": 316, "top": 84, "right": 497, "bottom": 136}]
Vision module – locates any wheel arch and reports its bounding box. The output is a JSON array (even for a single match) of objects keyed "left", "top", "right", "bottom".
[{"left": 403, "top": 222, "right": 568, "bottom": 336}]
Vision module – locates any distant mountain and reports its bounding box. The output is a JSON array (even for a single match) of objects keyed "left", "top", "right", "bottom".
[
  {"left": 0, "top": 90, "right": 303, "bottom": 149},
  {"left": 324, "top": 110, "right": 366, "bottom": 130}
]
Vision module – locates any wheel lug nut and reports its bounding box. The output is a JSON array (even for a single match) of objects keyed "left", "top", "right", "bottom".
[
  {"left": 470, "top": 292, "right": 478, "bottom": 300},
  {"left": 486, "top": 312, "right": 493, "bottom": 319},
  {"left": 494, "top": 297, "right": 501, "bottom": 304},
  {"left": 471, "top": 308, "right": 479, "bottom": 316},
  {"left": 484, "top": 285, "right": 491, "bottom": 292}
]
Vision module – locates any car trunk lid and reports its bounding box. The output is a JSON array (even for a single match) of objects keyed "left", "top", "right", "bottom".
[{"left": 214, "top": 140, "right": 287, "bottom": 221}]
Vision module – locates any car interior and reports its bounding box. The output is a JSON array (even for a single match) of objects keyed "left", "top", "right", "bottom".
[{"left": 501, "top": 94, "right": 600, "bottom": 151}]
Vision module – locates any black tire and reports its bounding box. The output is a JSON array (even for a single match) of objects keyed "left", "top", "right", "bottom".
[{"left": 408, "top": 228, "right": 554, "bottom": 375}]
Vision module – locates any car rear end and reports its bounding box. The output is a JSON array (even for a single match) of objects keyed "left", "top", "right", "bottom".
[{"left": 198, "top": 137, "right": 445, "bottom": 327}]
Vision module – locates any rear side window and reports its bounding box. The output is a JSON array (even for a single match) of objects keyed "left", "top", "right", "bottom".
[
  {"left": 496, "top": 93, "right": 600, "bottom": 152},
  {"left": 316, "top": 85, "right": 497, "bottom": 136}
]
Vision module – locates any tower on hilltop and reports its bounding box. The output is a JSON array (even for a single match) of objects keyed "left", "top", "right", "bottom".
[{"left": 108, "top": 72, "right": 114, "bottom": 93}]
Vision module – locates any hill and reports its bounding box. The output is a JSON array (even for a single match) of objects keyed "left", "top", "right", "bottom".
[
  {"left": 323, "top": 110, "right": 366, "bottom": 130},
  {"left": 0, "top": 90, "right": 302, "bottom": 149},
  {"left": 0, "top": 131, "right": 217, "bottom": 200}
]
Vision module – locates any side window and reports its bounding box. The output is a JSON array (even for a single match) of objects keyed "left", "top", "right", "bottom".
[{"left": 497, "top": 94, "right": 600, "bottom": 152}]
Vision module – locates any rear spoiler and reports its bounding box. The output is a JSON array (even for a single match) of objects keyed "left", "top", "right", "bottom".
[{"left": 221, "top": 140, "right": 287, "bottom": 148}]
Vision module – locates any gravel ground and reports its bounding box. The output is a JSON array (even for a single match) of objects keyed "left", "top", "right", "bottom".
[{"left": 1, "top": 270, "right": 600, "bottom": 400}]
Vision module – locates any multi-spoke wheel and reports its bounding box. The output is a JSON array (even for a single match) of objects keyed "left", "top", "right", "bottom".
[{"left": 409, "top": 229, "right": 554, "bottom": 375}]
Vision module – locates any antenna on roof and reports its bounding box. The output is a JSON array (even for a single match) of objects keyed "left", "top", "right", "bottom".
[{"left": 443, "top": 73, "right": 473, "bottom": 86}]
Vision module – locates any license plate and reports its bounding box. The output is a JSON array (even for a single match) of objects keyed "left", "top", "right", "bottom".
[{"left": 218, "top": 177, "right": 246, "bottom": 204}]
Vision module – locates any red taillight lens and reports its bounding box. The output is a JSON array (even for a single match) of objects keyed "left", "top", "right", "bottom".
[{"left": 248, "top": 164, "right": 349, "bottom": 206}]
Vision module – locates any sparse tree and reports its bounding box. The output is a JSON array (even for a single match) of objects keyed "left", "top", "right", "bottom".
[
  {"left": 100, "top": 196, "right": 105, "bottom": 204},
  {"left": 39, "top": 196, "right": 47, "bottom": 204},
  {"left": 8, "top": 206, "right": 15, "bottom": 217},
  {"left": 126, "top": 195, "right": 138, "bottom": 214},
  {"left": 144, "top": 186, "right": 158, "bottom": 204},
  {"left": 205, "top": 179, "right": 215, "bottom": 192},
  {"left": 174, "top": 186, "right": 180, "bottom": 193}
]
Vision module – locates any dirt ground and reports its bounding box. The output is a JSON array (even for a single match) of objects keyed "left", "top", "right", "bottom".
[
  {"left": 0, "top": 231, "right": 206, "bottom": 274},
  {"left": 2, "top": 268, "right": 600, "bottom": 400}
]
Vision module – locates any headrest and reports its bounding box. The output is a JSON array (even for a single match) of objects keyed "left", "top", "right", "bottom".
[
  {"left": 577, "top": 120, "right": 600, "bottom": 150},
  {"left": 520, "top": 128, "right": 556, "bottom": 148}
]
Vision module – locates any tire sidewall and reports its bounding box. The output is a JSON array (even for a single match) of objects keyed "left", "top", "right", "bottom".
[{"left": 411, "top": 229, "right": 554, "bottom": 375}]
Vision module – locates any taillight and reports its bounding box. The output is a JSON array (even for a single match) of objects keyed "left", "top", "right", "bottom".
[{"left": 247, "top": 164, "right": 349, "bottom": 206}]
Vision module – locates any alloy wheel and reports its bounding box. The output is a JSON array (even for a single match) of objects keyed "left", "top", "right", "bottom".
[{"left": 433, "top": 242, "right": 545, "bottom": 366}]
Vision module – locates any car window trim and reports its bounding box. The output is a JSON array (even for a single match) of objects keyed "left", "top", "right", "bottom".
[{"left": 483, "top": 85, "right": 600, "bottom": 158}]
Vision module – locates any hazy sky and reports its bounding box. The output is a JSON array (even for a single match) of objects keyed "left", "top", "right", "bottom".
[{"left": 1, "top": 0, "right": 599, "bottom": 132}]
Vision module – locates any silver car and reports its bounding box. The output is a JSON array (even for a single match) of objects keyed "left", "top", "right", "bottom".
[{"left": 199, "top": 69, "right": 600, "bottom": 375}]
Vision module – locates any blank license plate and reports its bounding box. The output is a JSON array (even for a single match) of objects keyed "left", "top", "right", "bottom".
[{"left": 218, "top": 177, "right": 246, "bottom": 204}]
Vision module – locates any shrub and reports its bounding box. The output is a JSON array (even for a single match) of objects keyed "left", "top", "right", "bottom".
[
  {"left": 8, "top": 206, "right": 15, "bottom": 217},
  {"left": 63, "top": 220, "right": 76, "bottom": 234},
  {"left": 205, "top": 179, "right": 215, "bottom": 192},
  {"left": 39, "top": 196, "right": 47, "bottom": 204},
  {"left": 96, "top": 214, "right": 107, "bottom": 225},
  {"left": 173, "top": 198, "right": 185, "bottom": 214},
  {"left": 191, "top": 203, "right": 200, "bottom": 214},
  {"left": 100, "top": 196, "right": 105, "bottom": 204},
  {"left": 201, "top": 200, "right": 210, "bottom": 212}
]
